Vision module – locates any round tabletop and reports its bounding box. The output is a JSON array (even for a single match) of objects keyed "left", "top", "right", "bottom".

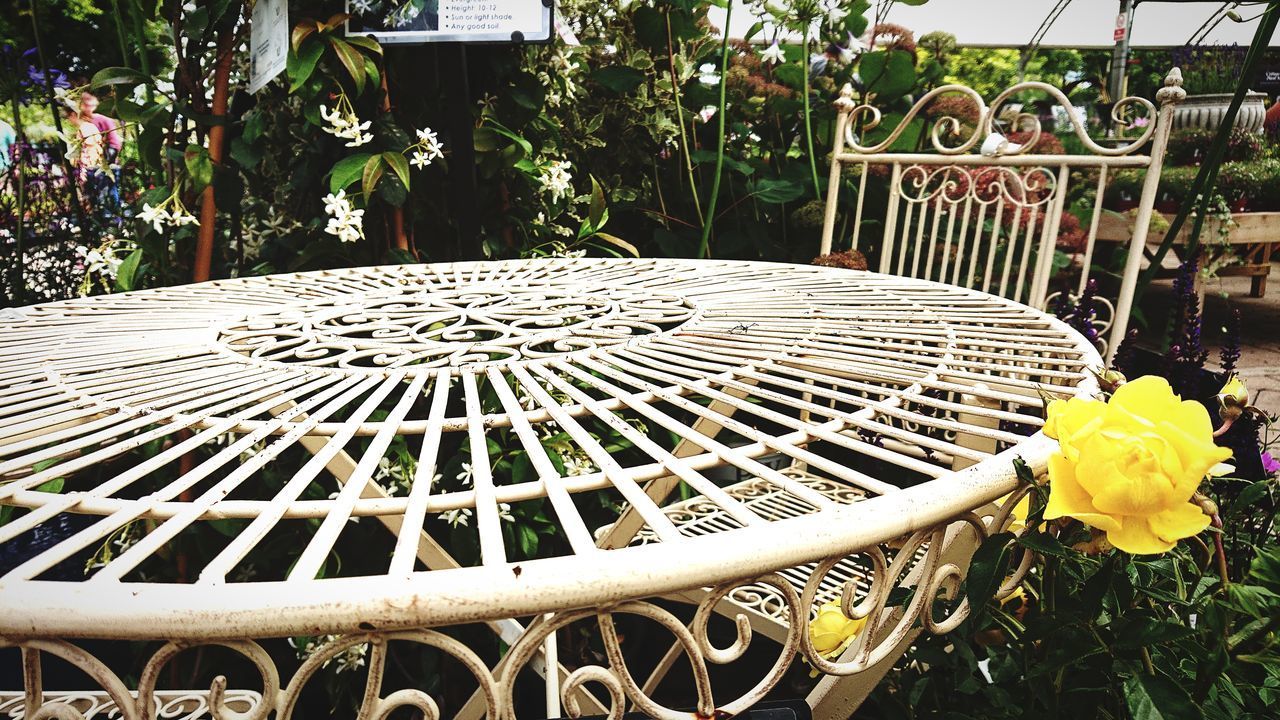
[{"left": 0, "top": 258, "right": 1099, "bottom": 639}]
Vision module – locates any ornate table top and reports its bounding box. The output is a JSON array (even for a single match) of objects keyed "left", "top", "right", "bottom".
[{"left": 0, "top": 259, "right": 1098, "bottom": 639}]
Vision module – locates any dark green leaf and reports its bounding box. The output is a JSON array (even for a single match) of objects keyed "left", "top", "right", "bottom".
[
  {"left": 329, "top": 37, "right": 367, "bottom": 94},
  {"left": 966, "top": 531, "right": 1014, "bottom": 610},
  {"left": 860, "top": 49, "right": 917, "bottom": 103},
  {"left": 330, "top": 153, "right": 373, "bottom": 193},
  {"left": 115, "top": 249, "right": 144, "bottom": 292},
  {"left": 91, "top": 66, "right": 149, "bottom": 89},
  {"left": 382, "top": 151, "right": 411, "bottom": 192},
  {"left": 287, "top": 40, "right": 325, "bottom": 93},
  {"left": 1018, "top": 531, "right": 1071, "bottom": 558},
  {"left": 1124, "top": 673, "right": 1203, "bottom": 720},
  {"left": 1113, "top": 618, "right": 1195, "bottom": 650},
  {"left": 362, "top": 154, "right": 385, "bottom": 196},
  {"left": 588, "top": 176, "right": 608, "bottom": 229},
  {"left": 592, "top": 66, "right": 647, "bottom": 94},
  {"left": 184, "top": 145, "right": 213, "bottom": 193},
  {"left": 750, "top": 177, "right": 806, "bottom": 204}
]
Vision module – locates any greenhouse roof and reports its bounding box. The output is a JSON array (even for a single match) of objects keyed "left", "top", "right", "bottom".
[{"left": 718, "top": 1, "right": 1279, "bottom": 48}]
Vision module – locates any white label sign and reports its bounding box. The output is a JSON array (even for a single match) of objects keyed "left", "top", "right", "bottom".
[
  {"left": 347, "top": 0, "right": 552, "bottom": 45},
  {"left": 248, "top": 0, "right": 289, "bottom": 93}
]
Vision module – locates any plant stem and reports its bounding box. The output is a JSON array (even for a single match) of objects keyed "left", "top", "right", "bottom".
[
  {"left": 697, "top": 1, "right": 733, "bottom": 259},
  {"left": 26, "top": 0, "right": 87, "bottom": 230},
  {"left": 109, "top": 0, "right": 132, "bottom": 68},
  {"left": 10, "top": 92, "right": 27, "bottom": 305},
  {"left": 666, "top": 11, "right": 703, "bottom": 227},
  {"left": 801, "top": 26, "right": 821, "bottom": 200},
  {"left": 1211, "top": 513, "right": 1230, "bottom": 590}
]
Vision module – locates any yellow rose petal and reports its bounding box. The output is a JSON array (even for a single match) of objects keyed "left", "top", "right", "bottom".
[
  {"left": 1106, "top": 515, "right": 1177, "bottom": 555},
  {"left": 1149, "top": 502, "right": 1212, "bottom": 544}
]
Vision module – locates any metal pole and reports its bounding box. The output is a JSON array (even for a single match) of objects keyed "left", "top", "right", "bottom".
[{"left": 1108, "top": 0, "right": 1136, "bottom": 111}]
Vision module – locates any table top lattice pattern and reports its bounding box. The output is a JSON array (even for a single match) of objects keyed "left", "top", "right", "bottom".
[{"left": 0, "top": 259, "right": 1098, "bottom": 638}]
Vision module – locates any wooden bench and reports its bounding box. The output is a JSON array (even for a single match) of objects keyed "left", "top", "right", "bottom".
[{"left": 1098, "top": 210, "right": 1278, "bottom": 298}]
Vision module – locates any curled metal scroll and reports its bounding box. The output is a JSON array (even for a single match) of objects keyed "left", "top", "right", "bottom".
[{"left": 840, "top": 68, "right": 1184, "bottom": 158}]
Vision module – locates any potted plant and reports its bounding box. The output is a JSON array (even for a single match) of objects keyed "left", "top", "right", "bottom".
[{"left": 1172, "top": 45, "right": 1268, "bottom": 133}]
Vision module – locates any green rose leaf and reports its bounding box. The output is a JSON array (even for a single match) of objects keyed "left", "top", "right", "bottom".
[
  {"left": 1123, "top": 674, "right": 1203, "bottom": 720},
  {"left": 965, "top": 531, "right": 1014, "bottom": 610}
]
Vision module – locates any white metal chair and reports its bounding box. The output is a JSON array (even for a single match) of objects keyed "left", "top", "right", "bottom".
[
  {"left": 819, "top": 68, "right": 1187, "bottom": 359},
  {"left": 602, "top": 72, "right": 1187, "bottom": 717}
]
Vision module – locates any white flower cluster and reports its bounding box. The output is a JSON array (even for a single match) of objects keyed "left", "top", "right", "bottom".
[
  {"left": 319, "top": 101, "right": 373, "bottom": 147},
  {"left": 410, "top": 127, "right": 445, "bottom": 169},
  {"left": 440, "top": 503, "right": 515, "bottom": 527},
  {"left": 322, "top": 190, "right": 365, "bottom": 243},
  {"left": 541, "top": 50, "right": 582, "bottom": 108},
  {"left": 138, "top": 192, "right": 198, "bottom": 234},
  {"left": 752, "top": 0, "right": 851, "bottom": 35},
  {"left": 386, "top": 1, "right": 422, "bottom": 28},
  {"left": 75, "top": 242, "right": 124, "bottom": 280},
  {"left": 10, "top": 242, "right": 81, "bottom": 302},
  {"left": 289, "top": 635, "right": 368, "bottom": 673},
  {"left": 539, "top": 160, "right": 574, "bottom": 203}
]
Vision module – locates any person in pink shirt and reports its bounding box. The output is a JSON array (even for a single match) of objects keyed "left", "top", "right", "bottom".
[
  {"left": 78, "top": 91, "right": 122, "bottom": 163},
  {"left": 76, "top": 91, "right": 123, "bottom": 214}
]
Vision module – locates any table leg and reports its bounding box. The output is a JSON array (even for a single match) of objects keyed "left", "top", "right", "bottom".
[{"left": 1251, "top": 242, "right": 1273, "bottom": 298}]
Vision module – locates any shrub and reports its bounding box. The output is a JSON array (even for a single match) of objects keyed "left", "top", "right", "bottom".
[{"left": 1167, "top": 128, "right": 1262, "bottom": 166}]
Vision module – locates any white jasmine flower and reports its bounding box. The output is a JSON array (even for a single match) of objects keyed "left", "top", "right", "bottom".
[
  {"left": 138, "top": 203, "right": 168, "bottom": 233},
  {"left": 498, "top": 503, "right": 515, "bottom": 523},
  {"left": 408, "top": 127, "right": 445, "bottom": 169},
  {"left": 350, "top": 0, "right": 372, "bottom": 12},
  {"left": 539, "top": 160, "right": 574, "bottom": 203},
  {"left": 322, "top": 190, "right": 365, "bottom": 243},
  {"left": 320, "top": 99, "right": 373, "bottom": 147},
  {"left": 442, "top": 508, "right": 472, "bottom": 527},
  {"left": 456, "top": 461, "right": 473, "bottom": 486}
]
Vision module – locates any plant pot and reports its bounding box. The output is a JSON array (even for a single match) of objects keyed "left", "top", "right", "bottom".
[{"left": 1172, "top": 92, "right": 1269, "bottom": 134}]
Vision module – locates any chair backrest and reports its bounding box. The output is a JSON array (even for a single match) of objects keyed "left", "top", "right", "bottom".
[{"left": 819, "top": 68, "right": 1186, "bottom": 357}]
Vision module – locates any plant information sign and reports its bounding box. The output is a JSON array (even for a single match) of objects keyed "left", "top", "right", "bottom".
[{"left": 346, "top": 0, "right": 552, "bottom": 44}]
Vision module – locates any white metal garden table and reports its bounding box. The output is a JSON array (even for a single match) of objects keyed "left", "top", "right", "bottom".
[{"left": 0, "top": 258, "right": 1099, "bottom": 719}]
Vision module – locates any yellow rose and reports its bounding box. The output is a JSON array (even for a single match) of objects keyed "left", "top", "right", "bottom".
[
  {"left": 1042, "top": 375, "right": 1231, "bottom": 555},
  {"left": 809, "top": 600, "right": 867, "bottom": 659}
]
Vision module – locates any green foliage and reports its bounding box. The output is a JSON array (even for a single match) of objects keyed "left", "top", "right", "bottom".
[{"left": 866, "top": 462, "right": 1280, "bottom": 720}]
